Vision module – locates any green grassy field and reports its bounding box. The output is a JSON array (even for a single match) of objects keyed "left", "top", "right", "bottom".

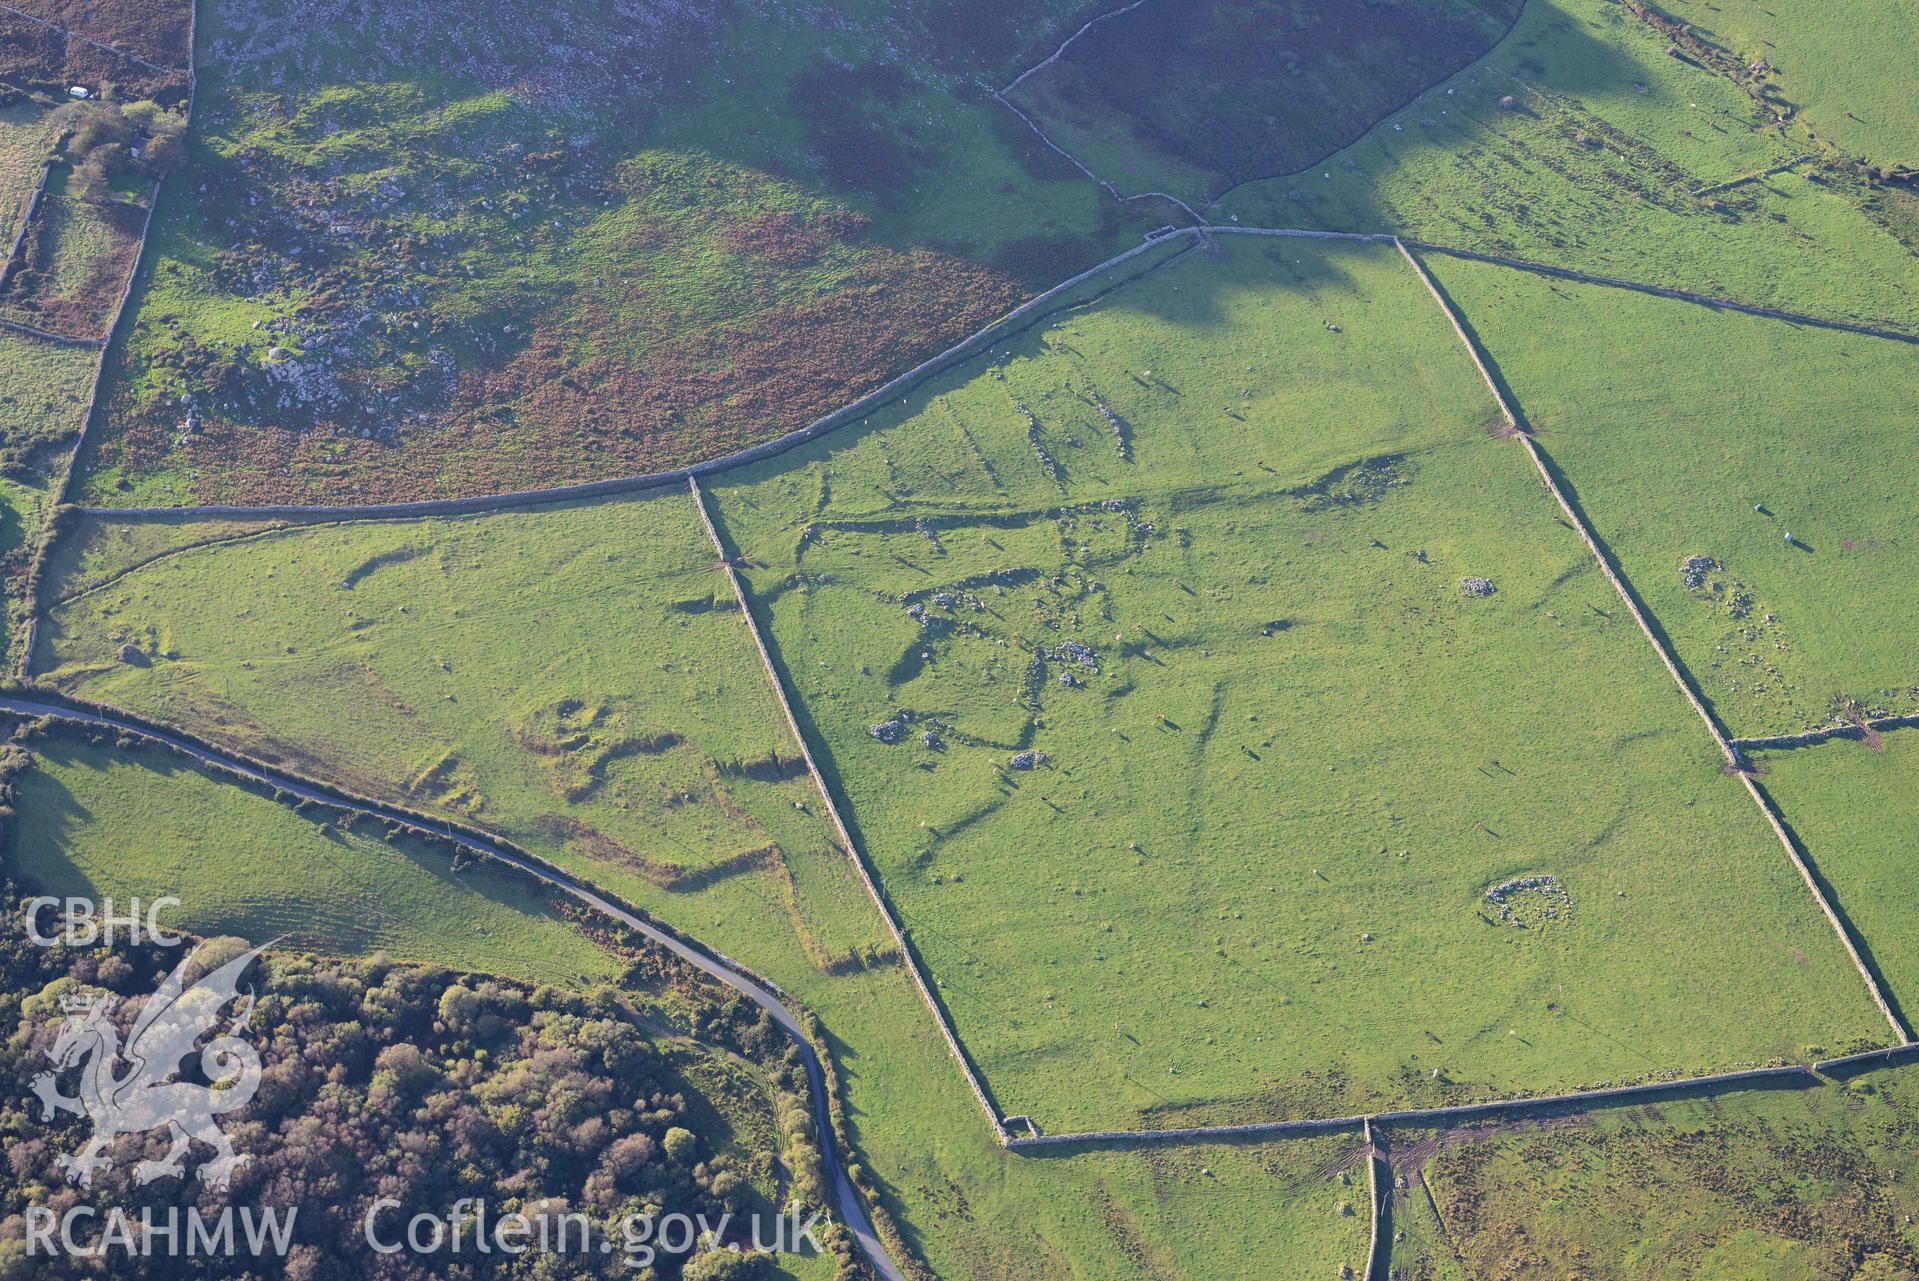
[
  {"left": 29, "top": 226, "right": 1912, "bottom": 1277},
  {"left": 1423, "top": 251, "right": 1919, "bottom": 740},
  {"left": 0, "top": 100, "right": 57, "bottom": 234},
  {"left": 1007, "top": 0, "right": 1522, "bottom": 206},
  {"left": 0, "top": 327, "right": 93, "bottom": 448},
  {"left": 8, "top": 2, "right": 1916, "bottom": 1275},
  {"left": 13, "top": 195, "right": 115, "bottom": 298},
  {"left": 1211, "top": 0, "right": 1919, "bottom": 333},
  {"left": 74, "top": 0, "right": 1138, "bottom": 507},
  {"left": 708, "top": 235, "right": 1887, "bottom": 1131},
  {"left": 2, "top": 728, "right": 846, "bottom": 1279},
  {"left": 0, "top": 328, "right": 92, "bottom": 666},
  {"left": 1655, "top": 0, "right": 1919, "bottom": 168},
  {"left": 1752, "top": 728, "right": 1919, "bottom": 1027},
  {"left": 0, "top": 192, "right": 143, "bottom": 338},
  {"left": 1388, "top": 1156, "right": 1466, "bottom": 1281},
  {"left": 1390, "top": 1062, "right": 1919, "bottom": 1278},
  {"left": 5, "top": 728, "right": 622, "bottom": 986},
  {"left": 0, "top": 470, "right": 52, "bottom": 664},
  {"left": 765, "top": 955, "right": 1377, "bottom": 1281},
  {"left": 28, "top": 492, "right": 1378, "bottom": 1280},
  {"left": 6, "top": 728, "right": 1375, "bottom": 1281},
  {"left": 32, "top": 236, "right": 1464, "bottom": 1276},
  {"left": 33, "top": 488, "right": 904, "bottom": 964}
]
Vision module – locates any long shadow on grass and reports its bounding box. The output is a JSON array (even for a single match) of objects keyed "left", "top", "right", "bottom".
[
  {"left": 1517, "top": 444, "right": 1912, "bottom": 1034},
  {"left": 1208, "top": 0, "right": 1628, "bottom": 214},
  {"left": 1745, "top": 773, "right": 1913, "bottom": 1035},
  {"left": 712, "top": 231, "right": 1401, "bottom": 507},
  {"left": 1520, "top": 442, "right": 1723, "bottom": 733},
  {"left": 1204, "top": 0, "right": 1899, "bottom": 335},
  {"left": 1015, "top": 0, "right": 1536, "bottom": 211},
  {"left": 1013, "top": 1070, "right": 1823, "bottom": 1159},
  {"left": 698, "top": 496, "right": 1018, "bottom": 1133},
  {"left": 1410, "top": 254, "right": 1530, "bottom": 430}
]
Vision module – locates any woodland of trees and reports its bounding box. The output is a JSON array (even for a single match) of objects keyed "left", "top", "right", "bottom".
[{"left": 0, "top": 743, "right": 863, "bottom": 1280}]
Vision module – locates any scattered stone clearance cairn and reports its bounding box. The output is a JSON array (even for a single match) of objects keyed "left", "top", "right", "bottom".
[{"left": 1486, "top": 874, "right": 1570, "bottom": 927}]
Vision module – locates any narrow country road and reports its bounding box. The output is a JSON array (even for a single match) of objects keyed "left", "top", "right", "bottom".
[{"left": 0, "top": 696, "right": 908, "bottom": 1281}]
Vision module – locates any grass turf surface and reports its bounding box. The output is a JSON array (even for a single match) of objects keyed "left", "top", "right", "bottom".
[
  {"left": 1389, "top": 1061, "right": 1919, "bottom": 1278},
  {"left": 72, "top": 0, "right": 1139, "bottom": 507},
  {"left": 1007, "top": 0, "right": 1523, "bottom": 206},
  {"left": 706, "top": 235, "right": 1888, "bottom": 1131},
  {"left": 27, "top": 492, "right": 1379, "bottom": 1280},
  {"left": 2, "top": 722, "right": 848, "bottom": 1277},
  {"left": 1210, "top": 0, "right": 1919, "bottom": 334},
  {"left": 0, "top": 191, "right": 144, "bottom": 339},
  {"left": 0, "top": 328, "right": 94, "bottom": 665},
  {"left": 5, "top": 727, "right": 623, "bottom": 987},
  {"left": 33, "top": 488, "right": 886, "bottom": 961},
  {"left": 1422, "top": 251, "right": 1919, "bottom": 740},
  {"left": 0, "top": 100, "right": 58, "bottom": 236},
  {"left": 0, "top": 327, "right": 92, "bottom": 450},
  {"left": 1751, "top": 728, "right": 1919, "bottom": 1032},
  {"left": 42, "top": 235, "right": 1894, "bottom": 1136},
  {"left": 1652, "top": 0, "right": 1919, "bottom": 169}
]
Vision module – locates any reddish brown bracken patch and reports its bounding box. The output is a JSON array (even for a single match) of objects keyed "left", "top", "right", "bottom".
[
  {"left": 0, "top": 0, "right": 190, "bottom": 104},
  {"left": 9, "top": 0, "right": 192, "bottom": 67},
  {"left": 715, "top": 211, "right": 828, "bottom": 268},
  {"left": 90, "top": 244, "right": 1028, "bottom": 505},
  {"left": 0, "top": 196, "right": 144, "bottom": 340}
]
